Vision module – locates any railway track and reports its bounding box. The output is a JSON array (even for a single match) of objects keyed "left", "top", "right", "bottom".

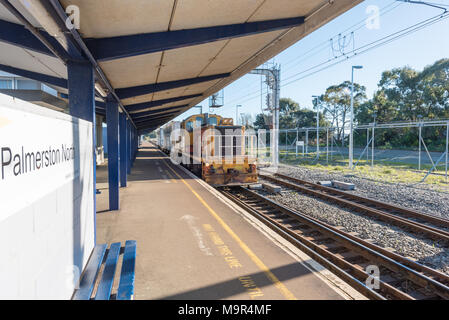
[
  {"left": 259, "top": 172, "right": 449, "bottom": 245},
  {"left": 220, "top": 186, "right": 449, "bottom": 300}
]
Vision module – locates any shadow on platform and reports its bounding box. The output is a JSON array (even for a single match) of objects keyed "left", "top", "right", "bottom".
[{"left": 158, "top": 261, "right": 313, "bottom": 300}]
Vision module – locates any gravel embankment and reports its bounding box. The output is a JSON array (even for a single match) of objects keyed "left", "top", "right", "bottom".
[
  {"left": 276, "top": 164, "right": 449, "bottom": 219},
  {"left": 256, "top": 184, "right": 449, "bottom": 275}
]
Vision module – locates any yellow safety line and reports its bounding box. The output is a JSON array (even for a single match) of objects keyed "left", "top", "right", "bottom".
[
  {"left": 164, "top": 169, "right": 178, "bottom": 183},
  {"left": 161, "top": 159, "right": 297, "bottom": 300}
]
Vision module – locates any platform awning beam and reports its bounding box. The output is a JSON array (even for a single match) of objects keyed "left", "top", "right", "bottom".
[
  {"left": 133, "top": 112, "right": 179, "bottom": 124},
  {"left": 0, "top": 19, "right": 58, "bottom": 56},
  {"left": 0, "top": 64, "right": 68, "bottom": 88},
  {"left": 85, "top": 17, "right": 306, "bottom": 61},
  {"left": 131, "top": 105, "right": 187, "bottom": 119},
  {"left": 116, "top": 73, "right": 229, "bottom": 99},
  {"left": 126, "top": 94, "right": 202, "bottom": 112},
  {"left": 136, "top": 116, "right": 175, "bottom": 129},
  {"left": 115, "top": 73, "right": 230, "bottom": 99}
]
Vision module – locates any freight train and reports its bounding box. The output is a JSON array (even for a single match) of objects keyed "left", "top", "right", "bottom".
[{"left": 157, "top": 113, "right": 258, "bottom": 186}]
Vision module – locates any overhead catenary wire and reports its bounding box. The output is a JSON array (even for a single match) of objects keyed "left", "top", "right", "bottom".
[
  {"left": 226, "top": 1, "right": 403, "bottom": 105},
  {"left": 227, "top": 9, "right": 449, "bottom": 107}
]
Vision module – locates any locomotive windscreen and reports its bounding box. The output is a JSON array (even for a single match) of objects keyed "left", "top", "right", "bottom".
[{"left": 215, "top": 126, "right": 244, "bottom": 158}]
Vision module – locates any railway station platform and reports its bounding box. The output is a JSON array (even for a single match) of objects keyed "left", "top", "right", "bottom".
[{"left": 95, "top": 142, "right": 365, "bottom": 300}]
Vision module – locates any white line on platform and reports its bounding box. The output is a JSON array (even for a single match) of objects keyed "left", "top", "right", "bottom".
[
  {"left": 180, "top": 215, "right": 214, "bottom": 256},
  {"left": 172, "top": 161, "right": 367, "bottom": 300}
]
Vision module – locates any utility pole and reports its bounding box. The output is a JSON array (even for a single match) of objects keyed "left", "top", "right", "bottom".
[
  {"left": 235, "top": 104, "right": 242, "bottom": 125},
  {"left": 249, "top": 65, "right": 280, "bottom": 167},
  {"left": 349, "top": 65, "right": 363, "bottom": 168},
  {"left": 312, "top": 95, "right": 320, "bottom": 157}
]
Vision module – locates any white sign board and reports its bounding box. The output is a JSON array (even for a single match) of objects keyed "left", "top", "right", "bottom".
[
  {"left": 296, "top": 140, "right": 305, "bottom": 157},
  {"left": 0, "top": 94, "right": 95, "bottom": 299},
  {"left": 0, "top": 95, "right": 92, "bottom": 222}
]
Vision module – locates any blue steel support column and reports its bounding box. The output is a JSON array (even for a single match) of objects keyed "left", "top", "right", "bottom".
[
  {"left": 119, "top": 113, "right": 128, "bottom": 187},
  {"left": 67, "top": 60, "right": 97, "bottom": 242},
  {"left": 127, "top": 119, "right": 131, "bottom": 174},
  {"left": 132, "top": 127, "right": 136, "bottom": 161},
  {"left": 106, "top": 95, "right": 120, "bottom": 210}
]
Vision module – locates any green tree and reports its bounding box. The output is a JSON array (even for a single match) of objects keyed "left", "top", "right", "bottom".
[
  {"left": 320, "top": 81, "right": 367, "bottom": 143},
  {"left": 355, "top": 58, "right": 449, "bottom": 150}
]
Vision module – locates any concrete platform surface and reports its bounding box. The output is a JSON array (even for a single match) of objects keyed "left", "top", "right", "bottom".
[{"left": 95, "top": 142, "right": 355, "bottom": 300}]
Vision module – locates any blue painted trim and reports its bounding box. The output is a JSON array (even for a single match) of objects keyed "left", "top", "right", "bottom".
[
  {"left": 86, "top": 17, "right": 305, "bottom": 61},
  {"left": 106, "top": 95, "right": 120, "bottom": 211},
  {"left": 116, "top": 73, "right": 229, "bottom": 99},
  {"left": 95, "top": 108, "right": 106, "bottom": 116},
  {"left": 95, "top": 100, "right": 106, "bottom": 109},
  {"left": 127, "top": 120, "right": 131, "bottom": 174},
  {"left": 133, "top": 110, "right": 181, "bottom": 123},
  {"left": 67, "top": 61, "right": 97, "bottom": 243},
  {"left": 117, "top": 240, "right": 137, "bottom": 300},
  {"left": 0, "top": 64, "right": 67, "bottom": 88},
  {"left": 60, "top": 92, "right": 105, "bottom": 115},
  {"left": 0, "top": 19, "right": 55, "bottom": 56},
  {"left": 72, "top": 244, "right": 107, "bottom": 300},
  {"left": 119, "top": 113, "right": 128, "bottom": 188},
  {"left": 125, "top": 94, "right": 201, "bottom": 112},
  {"left": 131, "top": 104, "right": 187, "bottom": 119},
  {"left": 94, "top": 243, "right": 121, "bottom": 300},
  {"left": 134, "top": 115, "right": 175, "bottom": 127}
]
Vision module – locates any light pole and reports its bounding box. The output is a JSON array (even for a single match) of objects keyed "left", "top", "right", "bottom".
[
  {"left": 235, "top": 104, "right": 242, "bottom": 125},
  {"left": 312, "top": 95, "right": 320, "bottom": 157},
  {"left": 371, "top": 111, "right": 377, "bottom": 168},
  {"left": 349, "top": 65, "right": 363, "bottom": 168}
]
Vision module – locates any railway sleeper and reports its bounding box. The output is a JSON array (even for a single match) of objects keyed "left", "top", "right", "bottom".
[{"left": 225, "top": 188, "right": 448, "bottom": 300}]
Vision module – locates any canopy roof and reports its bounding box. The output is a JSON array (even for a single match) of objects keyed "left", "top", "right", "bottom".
[{"left": 0, "top": 0, "right": 361, "bottom": 132}]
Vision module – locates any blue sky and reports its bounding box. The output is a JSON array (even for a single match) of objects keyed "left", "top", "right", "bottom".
[{"left": 174, "top": 0, "right": 449, "bottom": 124}]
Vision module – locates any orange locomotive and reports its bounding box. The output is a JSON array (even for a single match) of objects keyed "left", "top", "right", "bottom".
[{"left": 172, "top": 113, "right": 258, "bottom": 186}]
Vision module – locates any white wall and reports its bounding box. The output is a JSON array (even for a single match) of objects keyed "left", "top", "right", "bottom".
[{"left": 0, "top": 94, "right": 95, "bottom": 299}]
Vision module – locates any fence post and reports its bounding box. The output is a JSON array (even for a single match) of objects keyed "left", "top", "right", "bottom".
[
  {"left": 305, "top": 129, "right": 309, "bottom": 155},
  {"left": 331, "top": 128, "right": 334, "bottom": 161},
  {"left": 445, "top": 121, "right": 449, "bottom": 183},
  {"left": 285, "top": 130, "right": 288, "bottom": 157},
  {"left": 418, "top": 123, "right": 422, "bottom": 171},
  {"left": 326, "top": 128, "right": 329, "bottom": 164},
  {"left": 371, "top": 123, "right": 375, "bottom": 168},
  {"left": 296, "top": 128, "right": 299, "bottom": 158},
  {"left": 367, "top": 128, "right": 369, "bottom": 163}
]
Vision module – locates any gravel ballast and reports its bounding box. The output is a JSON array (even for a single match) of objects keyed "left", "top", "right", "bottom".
[
  {"left": 277, "top": 164, "right": 449, "bottom": 219},
  {"left": 256, "top": 165, "right": 449, "bottom": 274}
]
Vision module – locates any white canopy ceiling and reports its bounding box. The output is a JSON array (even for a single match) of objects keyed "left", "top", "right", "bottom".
[{"left": 0, "top": 0, "right": 362, "bottom": 131}]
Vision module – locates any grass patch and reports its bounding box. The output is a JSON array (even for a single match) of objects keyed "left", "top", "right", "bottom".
[{"left": 279, "top": 152, "right": 448, "bottom": 188}]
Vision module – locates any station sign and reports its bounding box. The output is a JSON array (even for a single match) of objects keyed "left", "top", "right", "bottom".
[{"left": 0, "top": 94, "right": 92, "bottom": 223}]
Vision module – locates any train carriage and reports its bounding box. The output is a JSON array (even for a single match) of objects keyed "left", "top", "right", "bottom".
[{"left": 158, "top": 113, "right": 258, "bottom": 186}]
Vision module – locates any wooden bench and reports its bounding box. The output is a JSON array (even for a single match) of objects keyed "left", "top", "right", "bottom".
[{"left": 72, "top": 240, "right": 137, "bottom": 300}]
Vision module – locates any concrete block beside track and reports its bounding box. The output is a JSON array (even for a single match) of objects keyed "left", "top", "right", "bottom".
[{"left": 332, "top": 181, "right": 355, "bottom": 191}]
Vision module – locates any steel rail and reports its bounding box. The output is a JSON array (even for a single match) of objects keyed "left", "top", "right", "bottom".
[
  {"left": 259, "top": 173, "right": 449, "bottom": 244},
  {"left": 269, "top": 172, "right": 449, "bottom": 229},
  {"left": 220, "top": 186, "right": 449, "bottom": 300}
]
